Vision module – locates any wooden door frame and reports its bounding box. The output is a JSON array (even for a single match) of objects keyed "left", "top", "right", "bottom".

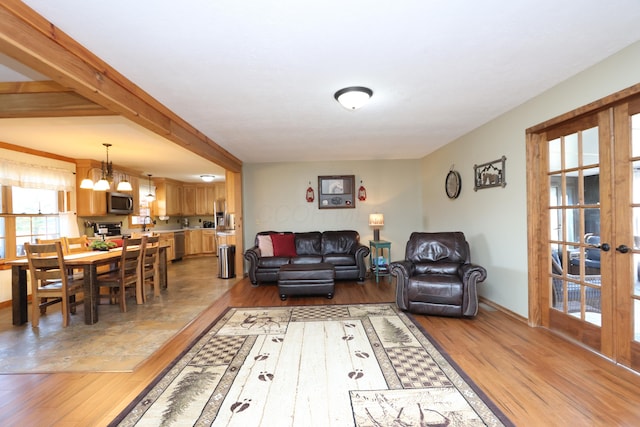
[{"left": 526, "top": 83, "right": 640, "bottom": 364}]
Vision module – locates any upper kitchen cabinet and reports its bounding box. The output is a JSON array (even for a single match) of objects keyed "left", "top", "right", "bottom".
[
  {"left": 183, "top": 184, "right": 197, "bottom": 216},
  {"left": 197, "top": 184, "right": 223, "bottom": 215},
  {"left": 153, "top": 178, "right": 183, "bottom": 217},
  {"left": 76, "top": 159, "right": 140, "bottom": 216}
]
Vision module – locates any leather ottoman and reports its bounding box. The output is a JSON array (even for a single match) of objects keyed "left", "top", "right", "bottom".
[{"left": 277, "top": 263, "right": 335, "bottom": 301}]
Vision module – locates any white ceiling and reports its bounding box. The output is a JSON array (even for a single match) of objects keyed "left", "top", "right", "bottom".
[{"left": 2, "top": 1, "right": 640, "bottom": 178}]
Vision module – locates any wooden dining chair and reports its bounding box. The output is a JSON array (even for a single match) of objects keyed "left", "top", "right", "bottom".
[
  {"left": 96, "top": 236, "right": 145, "bottom": 312},
  {"left": 35, "top": 237, "right": 70, "bottom": 314},
  {"left": 25, "top": 241, "right": 84, "bottom": 328},
  {"left": 65, "top": 235, "right": 90, "bottom": 254},
  {"left": 141, "top": 234, "right": 161, "bottom": 301}
]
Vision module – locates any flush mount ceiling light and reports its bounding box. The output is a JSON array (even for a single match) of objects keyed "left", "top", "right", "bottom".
[
  {"left": 334, "top": 86, "right": 373, "bottom": 110},
  {"left": 200, "top": 174, "right": 216, "bottom": 183}
]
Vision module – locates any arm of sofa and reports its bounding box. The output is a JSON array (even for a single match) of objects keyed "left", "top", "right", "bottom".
[
  {"left": 244, "top": 246, "right": 260, "bottom": 286},
  {"left": 459, "top": 263, "right": 488, "bottom": 317},
  {"left": 354, "top": 244, "right": 370, "bottom": 283},
  {"left": 389, "top": 260, "right": 415, "bottom": 311}
]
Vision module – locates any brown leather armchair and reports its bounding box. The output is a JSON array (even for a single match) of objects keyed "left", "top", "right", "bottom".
[{"left": 390, "top": 232, "right": 487, "bottom": 317}]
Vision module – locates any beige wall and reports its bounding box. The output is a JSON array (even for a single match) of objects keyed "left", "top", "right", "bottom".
[
  {"left": 243, "top": 41, "right": 640, "bottom": 318},
  {"left": 242, "top": 159, "right": 423, "bottom": 261}
]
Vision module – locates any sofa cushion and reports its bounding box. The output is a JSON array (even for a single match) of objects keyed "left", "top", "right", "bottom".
[
  {"left": 321, "top": 230, "right": 359, "bottom": 255},
  {"left": 291, "top": 255, "right": 324, "bottom": 264},
  {"left": 295, "top": 232, "right": 322, "bottom": 255},
  {"left": 414, "top": 262, "right": 460, "bottom": 275},
  {"left": 257, "top": 235, "right": 274, "bottom": 257},
  {"left": 271, "top": 233, "right": 297, "bottom": 257},
  {"left": 323, "top": 254, "right": 356, "bottom": 266},
  {"left": 258, "top": 256, "right": 290, "bottom": 268}
]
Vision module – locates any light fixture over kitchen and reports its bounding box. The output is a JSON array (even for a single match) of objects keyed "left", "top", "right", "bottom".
[
  {"left": 79, "top": 143, "right": 131, "bottom": 191},
  {"left": 145, "top": 174, "right": 155, "bottom": 202},
  {"left": 334, "top": 86, "right": 373, "bottom": 110},
  {"left": 200, "top": 174, "right": 216, "bottom": 183}
]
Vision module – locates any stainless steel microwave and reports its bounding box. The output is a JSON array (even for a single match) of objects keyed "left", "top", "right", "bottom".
[{"left": 107, "top": 192, "right": 134, "bottom": 214}]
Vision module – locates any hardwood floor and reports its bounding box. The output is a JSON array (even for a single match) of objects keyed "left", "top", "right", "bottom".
[{"left": 0, "top": 257, "right": 639, "bottom": 426}]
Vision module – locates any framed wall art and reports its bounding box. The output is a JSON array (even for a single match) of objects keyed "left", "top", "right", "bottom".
[
  {"left": 474, "top": 156, "right": 507, "bottom": 191},
  {"left": 318, "top": 175, "right": 355, "bottom": 209}
]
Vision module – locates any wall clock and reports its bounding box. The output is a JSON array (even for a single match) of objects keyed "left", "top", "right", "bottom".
[{"left": 445, "top": 170, "right": 461, "bottom": 199}]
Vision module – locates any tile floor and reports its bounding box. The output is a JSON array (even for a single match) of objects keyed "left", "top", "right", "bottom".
[{"left": 0, "top": 256, "right": 239, "bottom": 373}]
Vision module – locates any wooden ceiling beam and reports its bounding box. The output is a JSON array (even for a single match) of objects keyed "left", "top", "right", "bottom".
[
  {"left": 0, "top": 1, "right": 242, "bottom": 172},
  {"left": 0, "top": 81, "right": 115, "bottom": 117}
]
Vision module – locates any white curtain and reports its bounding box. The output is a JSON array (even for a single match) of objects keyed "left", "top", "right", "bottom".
[{"left": 0, "top": 158, "right": 75, "bottom": 191}]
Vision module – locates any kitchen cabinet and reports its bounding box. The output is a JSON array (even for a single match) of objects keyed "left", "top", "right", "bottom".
[
  {"left": 159, "top": 232, "right": 175, "bottom": 261},
  {"left": 153, "top": 178, "right": 183, "bottom": 217},
  {"left": 202, "top": 229, "right": 216, "bottom": 254},
  {"left": 196, "top": 184, "right": 218, "bottom": 215},
  {"left": 182, "top": 185, "right": 197, "bottom": 216},
  {"left": 76, "top": 160, "right": 139, "bottom": 216},
  {"left": 185, "top": 229, "right": 203, "bottom": 255}
]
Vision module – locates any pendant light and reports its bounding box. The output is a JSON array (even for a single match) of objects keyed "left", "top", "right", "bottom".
[
  {"left": 93, "top": 143, "right": 113, "bottom": 191},
  {"left": 145, "top": 174, "right": 155, "bottom": 202},
  {"left": 82, "top": 143, "right": 131, "bottom": 191},
  {"left": 117, "top": 175, "right": 133, "bottom": 192}
]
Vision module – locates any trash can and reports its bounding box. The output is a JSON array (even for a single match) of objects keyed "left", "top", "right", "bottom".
[{"left": 218, "top": 244, "right": 236, "bottom": 279}]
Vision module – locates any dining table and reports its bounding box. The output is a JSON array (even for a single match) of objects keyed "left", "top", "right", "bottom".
[{"left": 9, "top": 244, "right": 168, "bottom": 326}]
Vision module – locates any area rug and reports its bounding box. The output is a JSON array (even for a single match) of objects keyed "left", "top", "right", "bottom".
[{"left": 111, "top": 303, "right": 513, "bottom": 427}]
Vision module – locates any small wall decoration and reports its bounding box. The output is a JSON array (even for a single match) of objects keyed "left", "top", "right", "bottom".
[
  {"left": 305, "top": 182, "right": 315, "bottom": 202},
  {"left": 358, "top": 180, "right": 367, "bottom": 201},
  {"left": 318, "top": 175, "right": 356, "bottom": 209},
  {"left": 474, "top": 156, "right": 507, "bottom": 191}
]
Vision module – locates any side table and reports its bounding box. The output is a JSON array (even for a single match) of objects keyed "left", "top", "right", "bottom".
[{"left": 369, "top": 240, "right": 391, "bottom": 283}]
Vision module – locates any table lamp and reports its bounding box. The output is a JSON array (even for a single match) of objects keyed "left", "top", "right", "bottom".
[{"left": 369, "top": 213, "right": 384, "bottom": 241}]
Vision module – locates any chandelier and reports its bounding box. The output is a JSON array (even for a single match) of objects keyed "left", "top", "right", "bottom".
[{"left": 79, "top": 143, "right": 132, "bottom": 192}]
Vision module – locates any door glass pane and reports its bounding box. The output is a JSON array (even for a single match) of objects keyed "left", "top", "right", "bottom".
[
  {"left": 550, "top": 208, "right": 561, "bottom": 241},
  {"left": 632, "top": 114, "right": 640, "bottom": 157},
  {"left": 635, "top": 299, "right": 640, "bottom": 341},
  {"left": 566, "top": 208, "right": 580, "bottom": 243},
  {"left": 633, "top": 163, "right": 640, "bottom": 204},
  {"left": 582, "top": 126, "right": 599, "bottom": 166},
  {"left": 549, "top": 175, "right": 561, "bottom": 207},
  {"left": 549, "top": 137, "right": 561, "bottom": 171},
  {"left": 565, "top": 133, "right": 579, "bottom": 169}
]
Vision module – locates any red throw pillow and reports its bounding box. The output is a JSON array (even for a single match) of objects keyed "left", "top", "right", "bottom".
[{"left": 270, "top": 233, "right": 297, "bottom": 257}]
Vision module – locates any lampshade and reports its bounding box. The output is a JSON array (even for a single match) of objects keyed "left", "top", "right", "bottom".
[
  {"left": 369, "top": 213, "right": 384, "bottom": 227},
  {"left": 334, "top": 86, "right": 373, "bottom": 110},
  {"left": 369, "top": 213, "right": 384, "bottom": 241},
  {"left": 200, "top": 174, "right": 215, "bottom": 183},
  {"left": 116, "top": 179, "right": 133, "bottom": 192},
  {"left": 80, "top": 177, "right": 95, "bottom": 189},
  {"left": 93, "top": 178, "right": 111, "bottom": 191}
]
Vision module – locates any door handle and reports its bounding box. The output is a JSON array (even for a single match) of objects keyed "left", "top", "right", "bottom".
[
  {"left": 616, "top": 244, "right": 630, "bottom": 253},
  {"left": 590, "top": 242, "right": 610, "bottom": 252}
]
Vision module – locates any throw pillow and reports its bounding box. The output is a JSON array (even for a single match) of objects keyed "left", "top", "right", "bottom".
[
  {"left": 257, "top": 235, "right": 274, "bottom": 257},
  {"left": 270, "top": 233, "right": 297, "bottom": 257}
]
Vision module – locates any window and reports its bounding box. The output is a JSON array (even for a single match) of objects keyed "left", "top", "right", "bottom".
[{"left": 0, "top": 186, "right": 62, "bottom": 259}]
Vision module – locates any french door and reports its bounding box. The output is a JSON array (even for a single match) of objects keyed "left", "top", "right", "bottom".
[{"left": 528, "top": 87, "right": 640, "bottom": 371}]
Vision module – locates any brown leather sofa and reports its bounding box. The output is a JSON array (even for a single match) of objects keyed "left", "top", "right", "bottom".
[
  {"left": 390, "top": 232, "right": 487, "bottom": 317},
  {"left": 244, "top": 230, "right": 370, "bottom": 285}
]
